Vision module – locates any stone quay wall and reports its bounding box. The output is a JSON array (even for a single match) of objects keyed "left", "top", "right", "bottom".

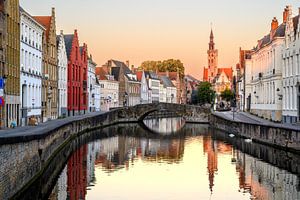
[
  {"left": 0, "top": 103, "right": 210, "bottom": 199},
  {"left": 210, "top": 113, "right": 300, "bottom": 153}
]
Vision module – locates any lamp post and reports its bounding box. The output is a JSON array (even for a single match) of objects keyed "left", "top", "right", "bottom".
[{"left": 47, "top": 86, "right": 52, "bottom": 120}]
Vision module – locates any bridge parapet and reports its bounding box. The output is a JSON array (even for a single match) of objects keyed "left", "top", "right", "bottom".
[{"left": 112, "top": 102, "right": 211, "bottom": 123}]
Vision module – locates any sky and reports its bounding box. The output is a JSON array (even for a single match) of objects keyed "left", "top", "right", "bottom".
[{"left": 20, "top": 0, "right": 300, "bottom": 80}]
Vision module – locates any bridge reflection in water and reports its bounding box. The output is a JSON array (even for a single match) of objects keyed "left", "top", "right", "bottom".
[{"left": 35, "top": 118, "right": 299, "bottom": 200}]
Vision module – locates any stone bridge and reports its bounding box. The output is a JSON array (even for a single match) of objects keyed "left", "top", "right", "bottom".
[{"left": 116, "top": 102, "right": 210, "bottom": 123}]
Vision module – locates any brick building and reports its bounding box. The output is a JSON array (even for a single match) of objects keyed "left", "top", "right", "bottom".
[
  {"left": 203, "top": 29, "right": 233, "bottom": 96},
  {"left": 34, "top": 8, "right": 58, "bottom": 122},
  {"left": 64, "top": 30, "right": 88, "bottom": 116},
  {"left": 0, "top": 0, "right": 20, "bottom": 127}
]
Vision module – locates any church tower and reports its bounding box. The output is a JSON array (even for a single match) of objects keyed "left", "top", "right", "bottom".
[{"left": 207, "top": 29, "right": 218, "bottom": 82}]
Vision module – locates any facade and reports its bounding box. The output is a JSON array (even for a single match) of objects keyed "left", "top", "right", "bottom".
[
  {"left": 136, "top": 71, "right": 149, "bottom": 104},
  {"left": 236, "top": 48, "right": 252, "bottom": 111},
  {"left": 185, "top": 74, "right": 200, "bottom": 104},
  {"left": 87, "top": 55, "right": 97, "bottom": 112},
  {"left": 34, "top": 8, "right": 58, "bottom": 122},
  {"left": 126, "top": 72, "right": 140, "bottom": 106},
  {"left": 107, "top": 60, "right": 140, "bottom": 107},
  {"left": 96, "top": 66, "right": 119, "bottom": 111},
  {"left": 203, "top": 29, "right": 233, "bottom": 97},
  {"left": 282, "top": 6, "right": 300, "bottom": 123},
  {"left": 159, "top": 81, "right": 167, "bottom": 102},
  {"left": 20, "top": 7, "right": 44, "bottom": 126},
  {"left": 56, "top": 30, "right": 68, "bottom": 117},
  {"left": 1, "top": 0, "right": 20, "bottom": 127},
  {"left": 94, "top": 79, "right": 101, "bottom": 112},
  {"left": 157, "top": 71, "right": 185, "bottom": 104},
  {"left": 0, "top": 0, "right": 5, "bottom": 127},
  {"left": 64, "top": 30, "right": 88, "bottom": 116},
  {"left": 145, "top": 71, "right": 160, "bottom": 103},
  {"left": 246, "top": 14, "right": 285, "bottom": 122},
  {"left": 159, "top": 76, "right": 177, "bottom": 103}
]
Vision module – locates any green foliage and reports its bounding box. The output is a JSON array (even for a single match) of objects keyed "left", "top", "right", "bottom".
[
  {"left": 220, "top": 88, "right": 234, "bottom": 102},
  {"left": 140, "top": 59, "right": 185, "bottom": 77},
  {"left": 197, "top": 82, "right": 215, "bottom": 105}
]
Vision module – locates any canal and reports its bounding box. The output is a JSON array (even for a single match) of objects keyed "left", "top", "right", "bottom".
[{"left": 7, "top": 117, "right": 300, "bottom": 200}]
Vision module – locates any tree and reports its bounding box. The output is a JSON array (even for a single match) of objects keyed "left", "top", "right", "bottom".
[
  {"left": 197, "top": 82, "right": 215, "bottom": 105},
  {"left": 140, "top": 59, "right": 185, "bottom": 77},
  {"left": 220, "top": 88, "right": 234, "bottom": 102}
]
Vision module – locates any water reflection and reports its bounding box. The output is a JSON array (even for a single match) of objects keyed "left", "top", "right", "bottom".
[
  {"left": 143, "top": 117, "right": 185, "bottom": 134},
  {"left": 47, "top": 122, "right": 300, "bottom": 200}
]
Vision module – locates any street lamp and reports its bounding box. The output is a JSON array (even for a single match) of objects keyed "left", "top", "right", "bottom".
[{"left": 47, "top": 86, "right": 52, "bottom": 120}]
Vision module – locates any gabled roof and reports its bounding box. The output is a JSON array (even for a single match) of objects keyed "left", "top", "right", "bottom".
[
  {"left": 96, "top": 67, "right": 108, "bottom": 80},
  {"left": 111, "top": 67, "right": 121, "bottom": 81},
  {"left": 159, "top": 76, "right": 175, "bottom": 88},
  {"left": 157, "top": 71, "right": 178, "bottom": 81},
  {"left": 185, "top": 74, "right": 200, "bottom": 83},
  {"left": 255, "top": 23, "right": 286, "bottom": 51},
  {"left": 218, "top": 68, "right": 233, "bottom": 81},
  {"left": 33, "top": 16, "right": 51, "bottom": 39},
  {"left": 144, "top": 71, "right": 159, "bottom": 80},
  {"left": 63, "top": 34, "right": 74, "bottom": 59},
  {"left": 110, "top": 60, "right": 137, "bottom": 81}
]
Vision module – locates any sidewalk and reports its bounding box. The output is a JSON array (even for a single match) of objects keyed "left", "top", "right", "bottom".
[
  {"left": 213, "top": 111, "right": 300, "bottom": 131},
  {"left": 0, "top": 111, "right": 106, "bottom": 139}
]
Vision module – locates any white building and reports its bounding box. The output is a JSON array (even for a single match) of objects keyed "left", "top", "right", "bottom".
[
  {"left": 159, "top": 81, "right": 167, "bottom": 102},
  {"left": 282, "top": 6, "right": 300, "bottom": 123},
  {"left": 160, "top": 76, "right": 177, "bottom": 103},
  {"left": 145, "top": 71, "right": 160, "bottom": 103},
  {"left": 245, "top": 15, "right": 285, "bottom": 122},
  {"left": 88, "top": 55, "right": 97, "bottom": 112},
  {"left": 94, "top": 79, "right": 101, "bottom": 112},
  {"left": 20, "top": 7, "right": 44, "bottom": 126},
  {"left": 136, "top": 71, "right": 149, "bottom": 104},
  {"left": 56, "top": 30, "right": 68, "bottom": 117},
  {"left": 96, "top": 67, "right": 119, "bottom": 111},
  {"left": 125, "top": 73, "right": 141, "bottom": 106}
]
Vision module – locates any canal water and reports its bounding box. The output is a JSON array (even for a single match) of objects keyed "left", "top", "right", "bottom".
[{"left": 20, "top": 117, "right": 300, "bottom": 200}]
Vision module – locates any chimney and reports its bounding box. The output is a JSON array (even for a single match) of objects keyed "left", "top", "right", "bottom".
[
  {"left": 283, "top": 6, "right": 289, "bottom": 23},
  {"left": 271, "top": 17, "right": 278, "bottom": 31},
  {"left": 60, "top": 30, "right": 63, "bottom": 35},
  {"left": 126, "top": 60, "right": 129, "bottom": 67}
]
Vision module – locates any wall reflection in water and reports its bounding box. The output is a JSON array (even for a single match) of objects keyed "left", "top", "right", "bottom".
[
  {"left": 48, "top": 124, "right": 300, "bottom": 200},
  {"left": 143, "top": 117, "right": 185, "bottom": 134}
]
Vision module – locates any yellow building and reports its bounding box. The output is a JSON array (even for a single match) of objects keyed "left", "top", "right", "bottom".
[{"left": 0, "top": 0, "right": 20, "bottom": 128}]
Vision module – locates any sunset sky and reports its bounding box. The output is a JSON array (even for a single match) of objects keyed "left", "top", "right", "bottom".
[{"left": 21, "top": 0, "right": 300, "bottom": 79}]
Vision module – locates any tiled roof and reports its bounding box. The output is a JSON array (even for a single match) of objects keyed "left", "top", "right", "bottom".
[
  {"left": 96, "top": 67, "right": 108, "bottom": 80},
  {"left": 256, "top": 22, "right": 286, "bottom": 51},
  {"left": 218, "top": 68, "right": 233, "bottom": 81},
  {"left": 33, "top": 16, "right": 51, "bottom": 39},
  {"left": 185, "top": 74, "right": 200, "bottom": 83},
  {"left": 63, "top": 34, "right": 74, "bottom": 59},
  {"left": 144, "top": 71, "right": 159, "bottom": 80},
  {"left": 111, "top": 67, "right": 121, "bottom": 81},
  {"left": 157, "top": 72, "right": 178, "bottom": 81},
  {"left": 159, "top": 76, "right": 175, "bottom": 88}
]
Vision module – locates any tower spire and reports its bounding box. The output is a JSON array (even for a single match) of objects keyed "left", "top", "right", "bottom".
[{"left": 209, "top": 25, "right": 215, "bottom": 50}]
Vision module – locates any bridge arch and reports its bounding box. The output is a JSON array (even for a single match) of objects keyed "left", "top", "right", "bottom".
[{"left": 120, "top": 102, "right": 210, "bottom": 124}]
